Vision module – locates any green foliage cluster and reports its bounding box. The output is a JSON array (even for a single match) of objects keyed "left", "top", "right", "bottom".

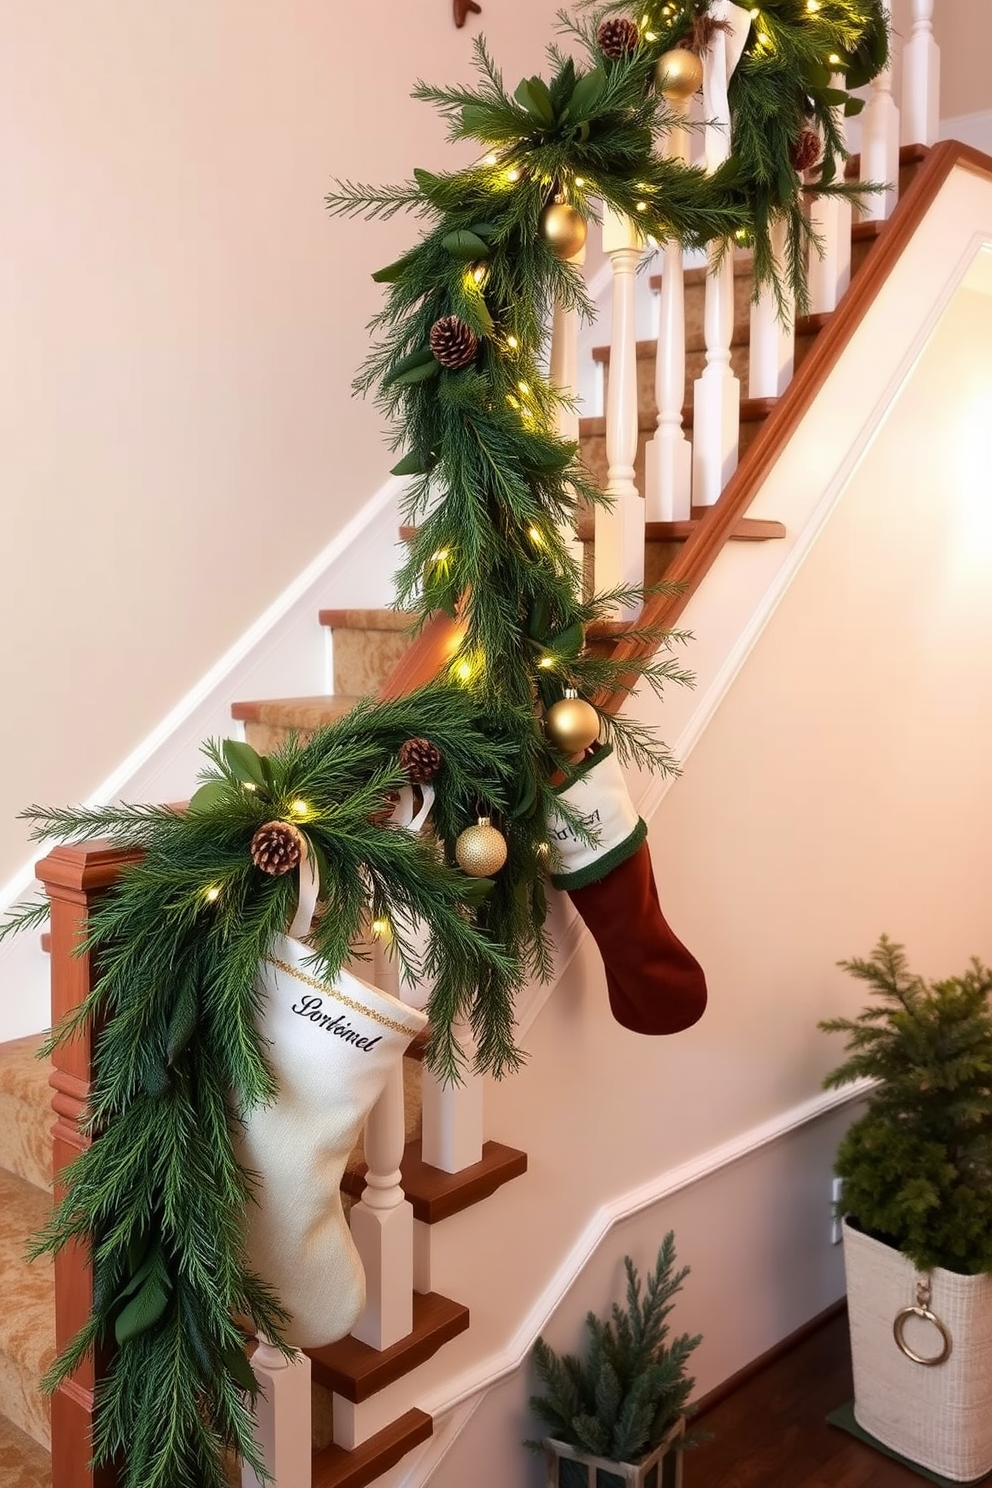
[
  {"left": 822, "top": 936, "right": 992, "bottom": 1276},
  {"left": 2, "top": 687, "right": 551, "bottom": 1488},
  {"left": 528, "top": 1233, "right": 700, "bottom": 1462}
]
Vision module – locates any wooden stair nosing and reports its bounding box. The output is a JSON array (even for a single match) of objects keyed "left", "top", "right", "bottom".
[
  {"left": 602, "top": 140, "right": 992, "bottom": 704},
  {"left": 311, "top": 1408, "right": 433, "bottom": 1488},
  {"left": 318, "top": 609, "right": 416, "bottom": 632},
  {"left": 230, "top": 695, "right": 360, "bottom": 725},
  {"left": 576, "top": 515, "right": 786, "bottom": 546},
  {"left": 579, "top": 396, "right": 777, "bottom": 442},
  {"left": 844, "top": 140, "right": 929, "bottom": 180},
  {"left": 307, "top": 1291, "right": 469, "bottom": 1401},
  {"left": 342, "top": 1138, "right": 527, "bottom": 1225}
]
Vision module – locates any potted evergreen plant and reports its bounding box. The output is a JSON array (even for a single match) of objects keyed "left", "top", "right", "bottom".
[
  {"left": 527, "top": 1232, "right": 700, "bottom": 1488},
  {"left": 821, "top": 936, "right": 992, "bottom": 1483}
]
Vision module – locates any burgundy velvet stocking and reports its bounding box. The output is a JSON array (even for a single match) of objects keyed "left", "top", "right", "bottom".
[{"left": 568, "top": 839, "right": 707, "bottom": 1035}]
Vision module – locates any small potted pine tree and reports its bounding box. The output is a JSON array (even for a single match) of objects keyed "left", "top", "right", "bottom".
[
  {"left": 527, "top": 1231, "right": 700, "bottom": 1488},
  {"left": 821, "top": 936, "right": 992, "bottom": 1483}
]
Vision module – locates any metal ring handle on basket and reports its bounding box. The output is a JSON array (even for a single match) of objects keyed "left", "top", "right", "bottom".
[
  {"left": 288, "top": 836, "right": 321, "bottom": 941},
  {"left": 892, "top": 1278, "right": 953, "bottom": 1367}
]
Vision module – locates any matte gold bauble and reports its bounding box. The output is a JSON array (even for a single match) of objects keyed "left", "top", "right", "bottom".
[
  {"left": 539, "top": 202, "right": 588, "bottom": 261},
  {"left": 455, "top": 817, "right": 508, "bottom": 877},
  {"left": 544, "top": 689, "right": 600, "bottom": 755},
  {"left": 654, "top": 48, "right": 703, "bottom": 100}
]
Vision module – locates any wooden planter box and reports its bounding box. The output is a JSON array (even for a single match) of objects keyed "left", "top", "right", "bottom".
[
  {"left": 844, "top": 1219, "right": 992, "bottom": 1482},
  {"left": 544, "top": 1418, "right": 684, "bottom": 1488}
]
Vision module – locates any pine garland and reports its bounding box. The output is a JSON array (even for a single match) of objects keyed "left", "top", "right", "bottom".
[{"left": 0, "top": 4, "right": 890, "bottom": 1485}]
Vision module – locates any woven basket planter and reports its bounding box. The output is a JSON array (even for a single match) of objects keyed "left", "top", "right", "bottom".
[
  {"left": 544, "top": 1418, "right": 684, "bottom": 1488},
  {"left": 843, "top": 1219, "right": 992, "bottom": 1481}
]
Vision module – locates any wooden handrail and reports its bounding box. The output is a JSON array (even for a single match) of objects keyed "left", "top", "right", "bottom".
[{"left": 38, "top": 841, "right": 142, "bottom": 1488}]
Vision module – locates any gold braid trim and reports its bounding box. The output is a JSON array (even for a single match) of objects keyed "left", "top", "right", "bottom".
[{"left": 265, "top": 955, "right": 420, "bottom": 1037}]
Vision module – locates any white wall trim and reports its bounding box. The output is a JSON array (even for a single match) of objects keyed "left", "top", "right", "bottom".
[{"left": 393, "top": 1076, "right": 871, "bottom": 1484}]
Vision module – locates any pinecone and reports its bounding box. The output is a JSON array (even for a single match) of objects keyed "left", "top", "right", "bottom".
[
  {"left": 789, "top": 128, "right": 823, "bottom": 174},
  {"left": 250, "top": 820, "right": 304, "bottom": 875},
  {"left": 429, "top": 316, "right": 479, "bottom": 370},
  {"left": 399, "top": 737, "right": 443, "bottom": 784},
  {"left": 597, "top": 17, "right": 639, "bottom": 59}
]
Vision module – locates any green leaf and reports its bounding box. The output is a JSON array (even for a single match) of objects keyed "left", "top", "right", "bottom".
[
  {"left": 115, "top": 1273, "right": 170, "bottom": 1345},
  {"left": 390, "top": 450, "right": 435, "bottom": 477},
  {"left": 509, "top": 773, "right": 537, "bottom": 819},
  {"left": 166, "top": 981, "right": 199, "bottom": 1066},
  {"left": 822, "top": 87, "right": 850, "bottom": 106},
  {"left": 526, "top": 598, "right": 551, "bottom": 641},
  {"left": 460, "top": 876, "right": 496, "bottom": 905},
  {"left": 467, "top": 222, "right": 499, "bottom": 243},
  {"left": 186, "top": 780, "right": 230, "bottom": 816},
  {"left": 372, "top": 251, "right": 417, "bottom": 284},
  {"left": 441, "top": 229, "right": 492, "bottom": 261},
  {"left": 804, "top": 61, "right": 833, "bottom": 90},
  {"left": 116, "top": 1252, "right": 155, "bottom": 1305},
  {"left": 514, "top": 76, "right": 555, "bottom": 127},
  {"left": 469, "top": 298, "right": 495, "bottom": 336},
  {"left": 382, "top": 346, "right": 435, "bottom": 388},
  {"left": 224, "top": 1344, "right": 260, "bottom": 1397},
  {"left": 460, "top": 105, "right": 498, "bottom": 137},
  {"left": 412, "top": 167, "right": 447, "bottom": 206},
  {"left": 844, "top": 96, "right": 866, "bottom": 117},
  {"left": 222, "top": 739, "right": 268, "bottom": 790},
  {"left": 549, "top": 622, "right": 584, "bottom": 660},
  {"left": 564, "top": 67, "right": 607, "bottom": 124},
  {"left": 393, "top": 359, "right": 441, "bottom": 386}
]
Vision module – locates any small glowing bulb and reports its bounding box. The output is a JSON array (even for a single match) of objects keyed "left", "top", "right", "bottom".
[
  {"left": 757, "top": 30, "right": 771, "bottom": 44},
  {"left": 536, "top": 841, "right": 551, "bottom": 860},
  {"left": 734, "top": 228, "right": 748, "bottom": 241},
  {"left": 506, "top": 335, "right": 519, "bottom": 350},
  {"left": 575, "top": 177, "right": 586, "bottom": 187},
  {"left": 806, "top": 0, "right": 820, "bottom": 9},
  {"left": 644, "top": 31, "right": 657, "bottom": 40},
  {"left": 472, "top": 265, "right": 486, "bottom": 284},
  {"left": 371, "top": 917, "right": 392, "bottom": 941},
  {"left": 455, "top": 657, "right": 474, "bottom": 682},
  {"left": 538, "top": 656, "right": 555, "bottom": 669},
  {"left": 243, "top": 781, "right": 257, "bottom": 792},
  {"left": 641, "top": 11, "right": 649, "bottom": 22},
  {"left": 828, "top": 52, "right": 841, "bottom": 64},
  {"left": 506, "top": 168, "right": 521, "bottom": 183},
  {"left": 506, "top": 393, "right": 520, "bottom": 410},
  {"left": 636, "top": 201, "right": 648, "bottom": 213},
  {"left": 528, "top": 525, "right": 544, "bottom": 545},
  {"left": 518, "top": 380, "right": 531, "bottom": 395},
  {"left": 430, "top": 547, "right": 451, "bottom": 563},
  {"left": 205, "top": 885, "right": 221, "bottom": 903},
  {"left": 290, "top": 799, "right": 310, "bottom": 818},
  {"left": 484, "top": 152, "right": 498, "bottom": 166},
  {"left": 750, "top": 6, "right": 759, "bottom": 16}
]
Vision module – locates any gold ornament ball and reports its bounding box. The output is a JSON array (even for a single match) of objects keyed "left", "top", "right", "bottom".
[
  {"left": 654, "top": 48, "right": 703, "bottom": 100},
  {"left": 539, "top": 202, "right": 588, "bottom": 261},
  {"left": 545, "top": 691, "right": 600, "bottom": 755},
  {"left": 455, "top": 818, "right": 508, "bottom": 877}
]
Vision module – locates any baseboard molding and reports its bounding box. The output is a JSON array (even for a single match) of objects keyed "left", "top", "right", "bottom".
[{"left": 396, "top": 1075, "right": 872, "bottom": 1488}]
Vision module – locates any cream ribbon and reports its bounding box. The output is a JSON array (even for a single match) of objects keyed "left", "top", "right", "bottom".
[
  {"left": 386, "top": 781, "right": 436, "bottom": 834},
  {"left": 288, "top": 834, "right": 321, "bottom": 941},
  {"left": 702, "top": 1, "right": 753, "bottom": 172}
]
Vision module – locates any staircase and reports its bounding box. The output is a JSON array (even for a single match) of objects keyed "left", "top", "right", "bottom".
[{"left": 6, "top": 131, "right": 989, "bottom": 1486}]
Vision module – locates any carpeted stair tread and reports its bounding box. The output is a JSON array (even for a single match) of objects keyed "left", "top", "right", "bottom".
[
  {"left": 0, "top": 1169, "right": 55, "bottom": 1449},
  {"left": 0, "top": 1035, "right": 52, "bottom": 1194},
  {"left": 0, "top": 1411, "right": 51, "bottom": 1488}
]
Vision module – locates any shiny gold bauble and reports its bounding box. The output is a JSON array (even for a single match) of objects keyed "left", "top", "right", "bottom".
[
  {"left": 455, "top": 817, "right": 508, "bottom": 877},
  {"left": 544, "top": 690, "right": 600, "bottom": 755},
  {"left": 539, "top": 201, "right": 588, "bottom": 261},
  {"left": 654, "top": 48, "right": 704, "bottom": 100}
]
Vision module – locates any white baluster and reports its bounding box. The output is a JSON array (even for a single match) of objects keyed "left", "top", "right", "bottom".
[
  {"left": 242, "top": 1335, "right": 312, "bottom": 1488},
  {"left": 807, "top": 75, "right": 853, "bottom": 314},
  {"left": 902, "top": 0, "right": 940, "bottom": 147},
  {"left": 645, "top": 104, "right": 692, "bottom": 522},
  {"left": 348, "top": 934, "right": 414, "bottom": 1351},
  {"left": 692, "top": 20, "right": 743, "bottom": 508},
  {"left": 595, "top": 205, "right": 645, "bottom": 614},
  {"left": 421, "top": 1018, "right": 483, "bottom": 1173},
  {"left": 748, "top": 215, "right": 795, "bottom": 399},
  {"left": 549, "top": 241, "right": 589, "bottom": 571},
  {"left": 859, "top": 0, "right": 900, "bottom": 220}
]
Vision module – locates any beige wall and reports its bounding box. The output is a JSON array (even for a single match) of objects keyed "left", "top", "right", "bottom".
[{"left": 0, "top": 0, "right": 565, "bottom": 882}]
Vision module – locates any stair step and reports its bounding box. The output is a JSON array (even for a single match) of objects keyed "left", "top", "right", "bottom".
[
  {"left": 231, "top": 694, "right": 360, "bottom": 753},
  {"left": 845, "top": 140, "right": 929, "bottom": 195},
  {"left": 342, "top": 1138, "right": 527, "bottom": 1224},
  {"left": 311, "top": 1408, "right": 432, "bottom": 1488},
  {"left": 319, "top": 610, "right": 417, "bottom": 698},
  {"left": 0, "top": 1036, "right": 53, "bottom": 1194},
  {"left": 307, "top": 1291, "right": 469, "bottom": 1402},
  {"left": 576, "top": 516, "right": 786, "bottom": 546},
  {"left": 0, "top": 1169, "right": 55, "bottom": 1450},
  {"left": 0, "top": 1411, "right": 51, "bottom": 1488}
]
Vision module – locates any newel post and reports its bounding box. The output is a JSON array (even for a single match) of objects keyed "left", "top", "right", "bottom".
[{"left": 37, "top": 841, "right": 140, "bottom": 1488}]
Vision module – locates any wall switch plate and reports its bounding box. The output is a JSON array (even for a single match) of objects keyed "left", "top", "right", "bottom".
[{"left": 831, "top": 1177, "right": 844, "bottom": 1245}]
